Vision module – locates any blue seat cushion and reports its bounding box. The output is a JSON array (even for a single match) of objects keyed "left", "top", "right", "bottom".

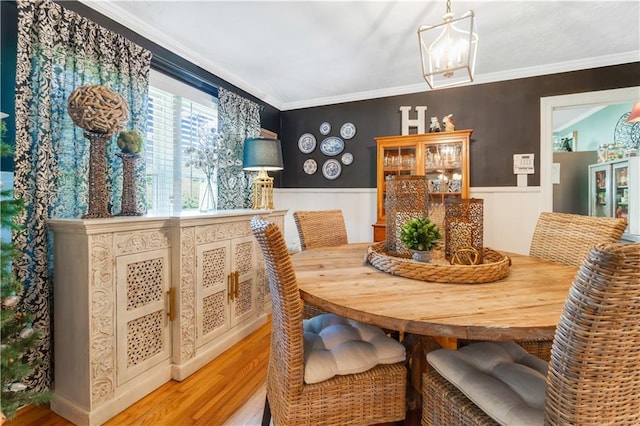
[
  {"left": 302, "top": 313, "right": 406, "bottom": 384},
  {"left": 427, "top": 341, "right": 548, "bottom": 426}
]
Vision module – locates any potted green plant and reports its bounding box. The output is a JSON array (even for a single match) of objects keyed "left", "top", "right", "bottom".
[{"left": 400, "top": 217, "right": 442, "bottom": 262}]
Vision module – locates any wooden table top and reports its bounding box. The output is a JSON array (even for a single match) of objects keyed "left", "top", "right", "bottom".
[{"left": 292, "top": 243, "right": 578, "bottom": 341}]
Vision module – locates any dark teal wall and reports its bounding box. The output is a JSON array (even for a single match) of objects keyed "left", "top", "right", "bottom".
[
  {"left": 281, "top": 63, "right": 640, "bottom": 188},
  {"left": 0, "top": 0, "right": 282, "bottom": 148},
  {"left": 1, "top": 1, "right": 18, "bottom": 172},
  {"left": 4, "top": 1, "right": 638, "bottom": 188}
]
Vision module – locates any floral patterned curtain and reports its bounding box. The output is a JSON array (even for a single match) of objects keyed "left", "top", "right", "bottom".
[
  {"left": 14, "top": 0, "right": 151, "bottom": 390},
  {"left": 217, "top": 87, "right": 260, "bottom": 209}
]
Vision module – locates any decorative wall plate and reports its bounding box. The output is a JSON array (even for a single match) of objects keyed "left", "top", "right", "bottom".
[
  {"left": 298, "top": 133, "right": 316, "bottom": 154},
  {"left": 614, "top": 112, "right": 640, "bottom": 149},
  {"left": 340, "top": 122, "right": 356, "bottom": 139},
  {"left": 341, "top": 152, "right": 353, "bottom": 165},
  {"left": 303, "top": 159, "right": 317, "bottom": 175},
  {"left": 320, "top": 137, "right": 345, "bottom": 156},
  {"left": 319, "top": 122, "right": 331, "bottom": 135},
  {"left": 322, "top": 159, "right": 342, "bottom": 180}
]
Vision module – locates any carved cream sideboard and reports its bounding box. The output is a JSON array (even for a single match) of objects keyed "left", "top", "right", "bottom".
[{"left": 48, "top": 209, "right": 285, "bottom": 425}]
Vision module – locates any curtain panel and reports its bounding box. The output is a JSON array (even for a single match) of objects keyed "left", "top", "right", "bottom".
[
  {"left": 217, "top": 87, "right": 260, "bottom": 209},
  {"left": 14, "top": 0, "right": 151, "bottom": 390}
]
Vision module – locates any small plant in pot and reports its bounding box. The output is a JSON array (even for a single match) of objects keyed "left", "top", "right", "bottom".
[{"left": 400, "top": 217, "right": 442, "bottom": 262}]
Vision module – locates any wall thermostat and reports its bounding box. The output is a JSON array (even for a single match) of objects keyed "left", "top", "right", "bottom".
[{"left": 513, "top": 154, "right": 535, "bottom": 174}]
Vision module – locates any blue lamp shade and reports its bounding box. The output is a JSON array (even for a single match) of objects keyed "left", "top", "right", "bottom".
[{"left": 242, "top": 138, "right": 284, "bottom": 171}]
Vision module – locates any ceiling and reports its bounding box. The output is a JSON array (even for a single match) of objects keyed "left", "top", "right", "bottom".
[{"left": 81, "top": 1, "right": 639, "bottom": 111}]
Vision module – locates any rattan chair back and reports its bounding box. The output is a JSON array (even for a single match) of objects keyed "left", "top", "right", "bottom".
[
  {"left": 514, "top": 212, "right": 628, "bottom": 360},
  {"left": 293, "top": 209, "right": 348, "bottom": 251},
  {"left": 545, "top": 242, "right": 640, "bottom": 424},
  {"left": 251, "top": 218, "right": 305, "bottom": 392},
  {"left": 423, "top": 242, "right": 640, "bottom": 426},
  {"left": 251, "top": 216, "right": 407, "bottom": 425},
  {"left": 529, "top": 211, "right": 627, "bottom": 266}
]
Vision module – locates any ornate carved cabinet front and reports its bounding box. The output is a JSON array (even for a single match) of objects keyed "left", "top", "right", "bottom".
[
  {"left": 48, "top": 218, "right": 173, "bottom": 426},
  {"left": 48, "top": 209, "right": 286, "bottom": 426}
]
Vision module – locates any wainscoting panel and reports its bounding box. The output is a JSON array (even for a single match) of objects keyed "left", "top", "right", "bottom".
[{"left": 274, "top": 186, "right": 542, "bottom": 255}]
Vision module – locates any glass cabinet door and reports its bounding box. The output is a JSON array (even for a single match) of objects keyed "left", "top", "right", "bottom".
[
  {"left": 613, "top": 161, "right": 629, "bottom": 224},
  {"left": 589, "top": 163, "right": 611, "bottom": 217},
  {"left": 381, "top": 145, "right": 417, "bottom": 219},
  {"left": 424, "top": 142, "right": 463, "bottom": 206},
  {"left": 383, "top": 146, "right": 417, "bottom": 177}
]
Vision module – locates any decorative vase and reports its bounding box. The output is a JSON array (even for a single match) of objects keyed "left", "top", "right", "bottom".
[
  {"left": 200, "top": 175, "right": 216, "bottom": 212},
  {"left": 84, "top": 131, "right": 113, "bottom": 219},
  {"left": 412, "top": 250, "right": 431, "bottom": 263},
  {"left": 115, "top": 152, "right": 142, "bottom": 216}
]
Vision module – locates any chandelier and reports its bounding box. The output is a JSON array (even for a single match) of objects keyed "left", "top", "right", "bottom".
[{"left": 418, "top": 0, "right": 478, "bottom": 89}]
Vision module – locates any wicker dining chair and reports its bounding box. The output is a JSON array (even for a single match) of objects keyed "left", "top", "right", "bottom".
[
  {"left": 513, "top": 211, "right": 628, "bottom": 359},
  {"left": 251, "top": 217, "right": 407, "bottom": 426},
  {"left": 423, "top": 242, "right": 640, "bottom": 426},
  {"left": 293, "top": 209, "right": 349, "bottom": 251},
  {"left": 529, "top": 211, "right": 627, "bottom": 266},
  {"left": 293, "top": 209, "right": 349, "bottom": 318}
]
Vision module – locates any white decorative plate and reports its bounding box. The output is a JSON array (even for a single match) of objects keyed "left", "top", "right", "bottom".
[
  {"left": 322, "top": 159, "right": 342, "bottom": 180},
  {"left": 303, "top": 159, "right": 317, "bottom": 175},
  {"left": 341, "top": 152, "right": 353, "bottom": 165},
  {"left": 340, "top": 122, "right": 356, "bottom": 140},
  {"left": 319, "top": 122, "right": 331, "bottom": 135},
  {"left": 320, "top": 137, "right": 345, "bottom": 156},
  {"left": 298, "top": 133, "right": 316, "bottom": 154}
]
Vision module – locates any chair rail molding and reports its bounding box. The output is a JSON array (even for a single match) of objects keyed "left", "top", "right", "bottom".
[{"left": 275, "top": 186, "right": 541, "bottom": 255}]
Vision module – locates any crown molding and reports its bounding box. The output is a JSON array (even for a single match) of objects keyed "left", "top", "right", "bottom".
[
  {"left": 279, "top": 51, "right": 640, "bottom": 110},
  {"left": 78, "top": 0, "right": 272, "bottom": 104},
  {"left": 78, "top": 1, "right": 638, "bottom": 112}
]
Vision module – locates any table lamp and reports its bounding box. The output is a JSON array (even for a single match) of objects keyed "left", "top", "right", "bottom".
[{"left": 243, "top": 137, "right": 283, "bottom": 210}]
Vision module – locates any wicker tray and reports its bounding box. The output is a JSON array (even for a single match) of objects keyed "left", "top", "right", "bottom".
[{"left": 366, "top": 242, "right": 511, "bottom": 284}]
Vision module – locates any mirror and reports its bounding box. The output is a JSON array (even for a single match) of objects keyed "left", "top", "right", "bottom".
[{"left": 540, "top": 87, "right": 640, "bottom": 214}]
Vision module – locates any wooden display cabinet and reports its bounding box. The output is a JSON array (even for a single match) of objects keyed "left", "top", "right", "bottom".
[{"left": 373, "top": 130, "right": 472, "bottom": 241}]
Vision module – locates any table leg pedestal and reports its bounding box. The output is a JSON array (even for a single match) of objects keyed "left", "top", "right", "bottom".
[{"left": 403, "top": 334, "right": 458, "bottom": 425}]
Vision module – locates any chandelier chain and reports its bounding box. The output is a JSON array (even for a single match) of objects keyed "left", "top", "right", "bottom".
[{"left": 446, "top": 0, "right": 452, "bottom": 14}]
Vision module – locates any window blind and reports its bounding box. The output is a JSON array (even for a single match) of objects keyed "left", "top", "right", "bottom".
[{"left": 146, "top": 70, "right": 218, "bottom": 214}]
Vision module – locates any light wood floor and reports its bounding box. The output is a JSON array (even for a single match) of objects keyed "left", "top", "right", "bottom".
[{"left": 7, "top": 321, "right": 271, "bottom": 426}]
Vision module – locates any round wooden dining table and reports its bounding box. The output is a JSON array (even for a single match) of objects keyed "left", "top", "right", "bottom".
[{"left": 292, "top": 242, "right": 578, "bottom": 342}]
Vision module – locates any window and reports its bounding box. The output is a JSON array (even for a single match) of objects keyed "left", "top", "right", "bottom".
[{"left": 146, "top": 70, "right": 218, "bottom": 214}]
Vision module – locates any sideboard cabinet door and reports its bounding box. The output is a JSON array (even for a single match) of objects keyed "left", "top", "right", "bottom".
[
  {"left": 115, "top": 247, "right": 172, "bottom": 386},
  {"left": 196, "top": 240, "right": 232, "bottom": 346},
  {"left": 230, "top": 235, "right": 258, "bottom": 327}
]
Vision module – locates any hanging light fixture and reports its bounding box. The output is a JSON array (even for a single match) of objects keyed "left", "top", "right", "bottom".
[{"left": 418, "top": 0, "right": 478, "bottom": 89}]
